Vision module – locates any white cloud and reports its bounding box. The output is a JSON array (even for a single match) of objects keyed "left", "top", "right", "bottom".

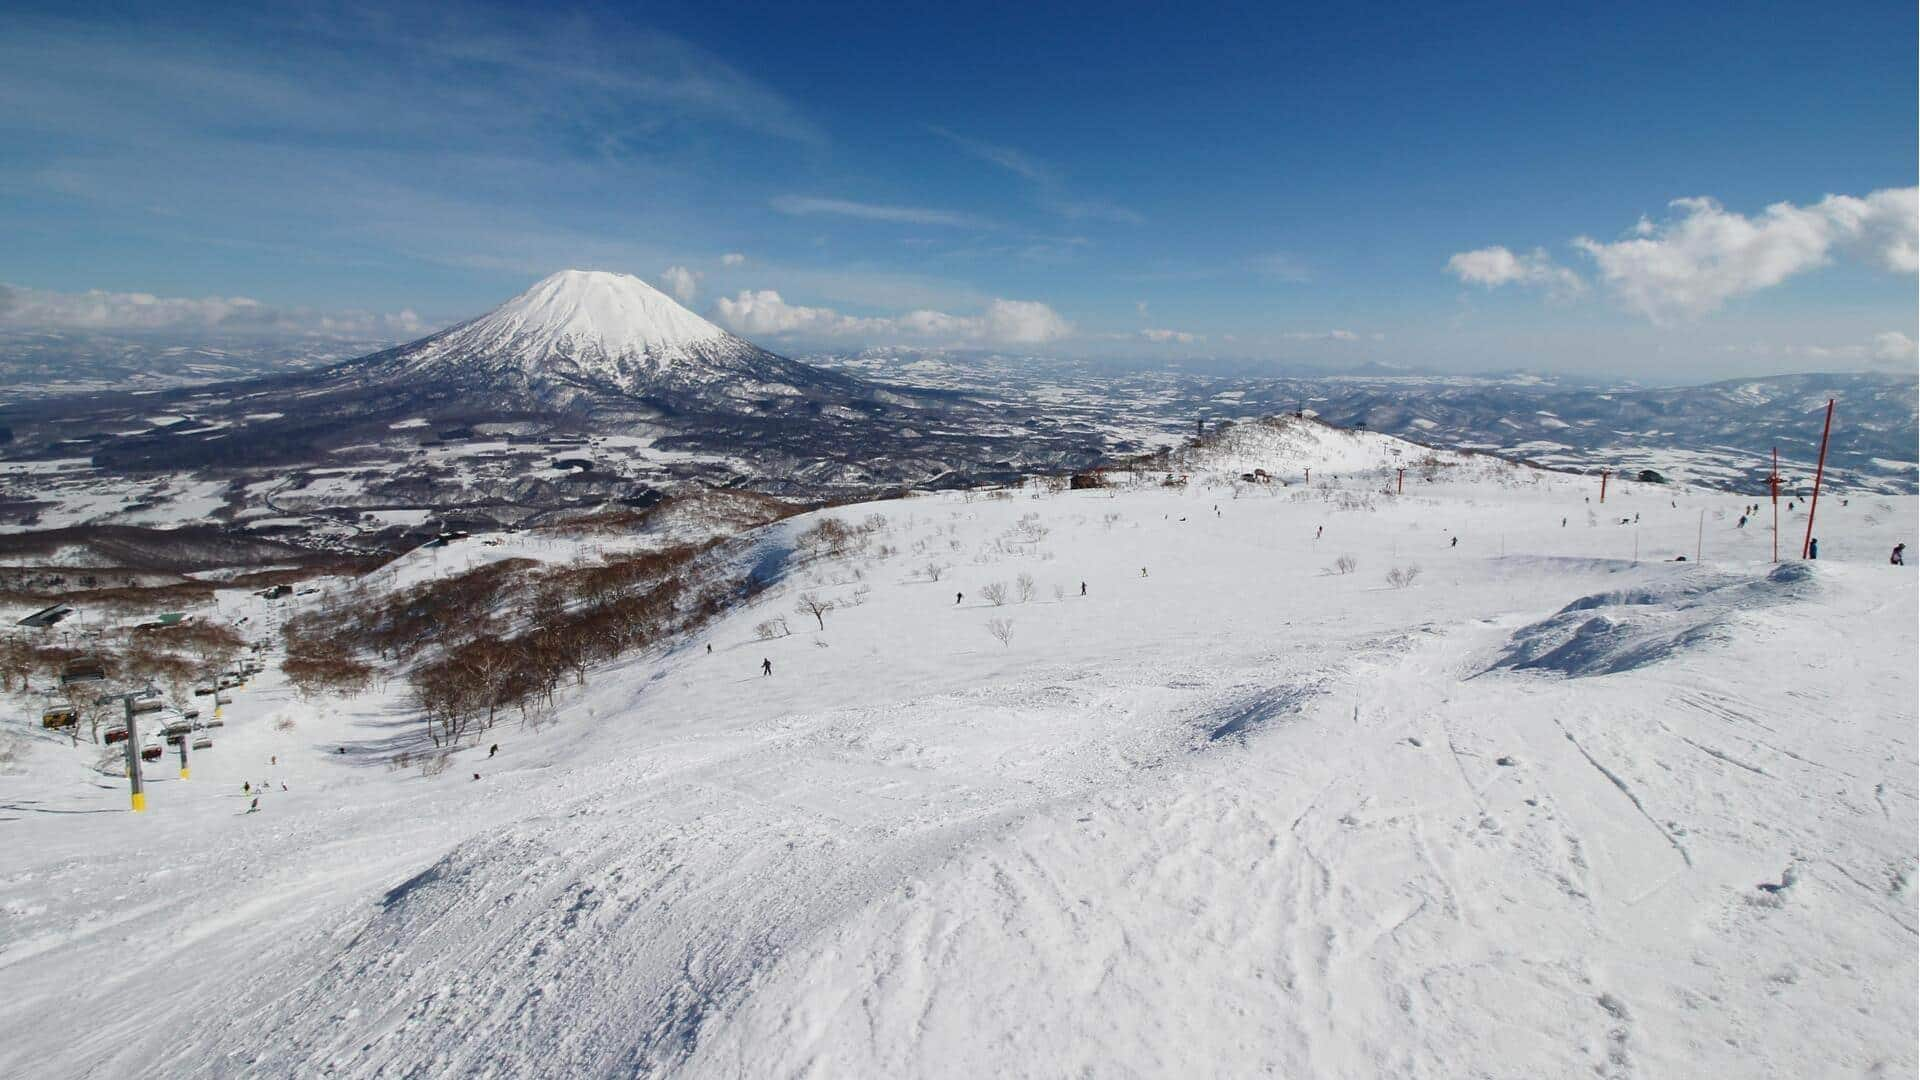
[
  {"left": 1280, "top": 329, "right": 1361, "bottom": 342},
  {"left": 1445, "top": 246, "right": 1585, "bottom": 298},
  {"left": 1139, "top": 327, "right": 1203, "bottom": 344},
  {"left": 769, "top": 195, "right": 987, "bottom": 228},
  {"left": 1872, "top": 330, "right": 1917, "bottom": 365},
  {"left": 719, "top": 252, "right": 747, "bottom": 267},
  {"left": 712, "top": 289, "right": 1070, "bottom": 346},
  {"left": 1572, "top": 187, "right": 1917, "bottom": 321},
  {"left": 0, "top": 282, "right": 428, "bottom": 339},
  {"left": 658, "top": 265, "right": 700, "bottom": 304}
]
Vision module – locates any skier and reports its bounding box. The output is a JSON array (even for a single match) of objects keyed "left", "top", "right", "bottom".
[
  {"left": 488, "top": 743, "right": 499, "bottom": 759},
  {"left": 1891, "top": 543, "right": 1905, "bottom": 566},
  {"left": 1807, "top": 537, "right": 1820, "bottom": 560},
  {"left": 1737, "top": 515, "right": 1747, "bottom": 528},
  {"left": 243, "top": 781, "right": 251, "bottom": 794},
  {"left": 1560, "top": 517, "right": 1567, "bottom": 527},
  {"left": 762, "top": 658, "right": 773, "bottom": 676},
  {"left": 472, "top": 773, "right": 481, "bottom": 781},
  {"left": 248, "top": 797, "right": 259, "bottom": 813},
  {"left": 1449, "top": 536, "right": 1458, "bottom": 548},
  {"left": 1080, "top": 581, "right": 1087, "bottom": 596},
  {"left": 1141, "top": 567, "right": 1148, "bottom": 577},
  {"left": 1315, "top": 525, "right": 1323, "bottom": 539},
  {"left": 706, "top": 643, "right": 712, "bottom": 654},
  {"left": 955, "top": 591, "right": 963, "bottom": 604}
]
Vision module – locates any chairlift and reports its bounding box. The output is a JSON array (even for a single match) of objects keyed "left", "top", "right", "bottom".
[
  {"left": 140, "top": 744, "right": 163, "bottom": 762},
  {"left": 190, "top": 737, "right": 213, "bottom": 750}
]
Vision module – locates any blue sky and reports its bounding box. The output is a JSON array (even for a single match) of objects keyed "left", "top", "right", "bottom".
[{"left": 1, "top": 0, "right": 1914, "bottom": 377}]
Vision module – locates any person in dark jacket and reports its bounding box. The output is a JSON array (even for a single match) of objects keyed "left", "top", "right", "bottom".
[
  {"left": 762, "top": 658, "right": 773, "bottom": 676},
  {"left": 1890, "top": 542, "right": 1904, "bottom": 566},
  {"left": 1807, "top": 537, "right": 1819, "bottom": 560}
]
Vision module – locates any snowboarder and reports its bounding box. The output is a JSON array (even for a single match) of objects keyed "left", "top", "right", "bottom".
[
  {"left": 1892, "top": 543, "right": 1906, "bottom": 566},
  {"left": 488, "top": 743, "right": 499, "bottom": 759},
  {"left": 1807, "top": 537, "right": 1819, "bottom": 560},
  {"left": 1141, "top": 567, "right": 1148, "bottom": 577},
  {"left": 247, "top": 797, "right": 259, "bottom": 813},
  {"left": 1449, "top": 536, "right": 1458, "bottom": 548},
  {"left": 762, "top": 658, "right": 773, "bottom": 676},
  {"left": 1737, "top": 515, "right": 1747, "bottom": 528}
]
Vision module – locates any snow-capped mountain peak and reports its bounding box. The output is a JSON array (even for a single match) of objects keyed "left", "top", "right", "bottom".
[
  {"left": 453, "top": 269, "right": 729, "bottom": 360},
  {"left": 359, "top": 268, "right": 846, "bottom": 404}
]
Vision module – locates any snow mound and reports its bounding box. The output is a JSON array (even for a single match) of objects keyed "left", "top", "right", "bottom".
[
  {"left": 1175, "top": 414, "right": 1467, "bottom": 476},
  {"left": 1489, "top": 563, "right": 1815, "bottom": 678}
]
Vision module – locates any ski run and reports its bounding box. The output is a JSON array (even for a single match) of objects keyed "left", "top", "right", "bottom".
[{"left": 2, "top": 432, "right": 1915, "bottom": 1078}]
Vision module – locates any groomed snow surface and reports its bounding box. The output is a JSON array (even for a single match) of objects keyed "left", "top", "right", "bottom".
[{"left": 2, "top": 465, "right": 1915, "bottom": 1078}]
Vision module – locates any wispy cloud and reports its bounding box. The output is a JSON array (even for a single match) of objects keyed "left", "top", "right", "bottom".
[
  {"left": 712, "top": 290, "right": 1070, "bottom": 346},
  {"left": 0, "top": 282, "right": 430, "bottom": 339},
  {"left": 931, "top": 127, "right": 1144, "bottom": 224},
  {"left": 1249, "top": 252, "right": 1313, "bottom": 283},
  {"left": 770, "top": 195, "right": 989, "bottom": 229},
  {"left": 658, "top": 265, "right": 701, "bottom": 303}
]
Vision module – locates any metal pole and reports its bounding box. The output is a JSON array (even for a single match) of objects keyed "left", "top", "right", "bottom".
[
  {"left": 177, "top": 724, "right": 191, "bottom": 780},
  {"left": 1397, "top": 468, "right": 1404, "bottom": 494},
  {"left": 1599, "top": 469, "right": 1609, "bottom": 503},
  {"left": 1801, "top": 399, "right": 1833, "bottom": 559},
  {"left": 1769, "top": 447, "right": 1780, "bottom": 564},
  {"left": 121, "top": 696, "right": 146, "bottom": 812}
]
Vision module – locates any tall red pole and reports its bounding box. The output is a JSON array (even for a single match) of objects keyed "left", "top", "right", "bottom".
[
  {"left": 1800, "top": 399, "right": 1834, "bottom": 559},
  {"left": 1599, "top": 469, "right": 1609, "bottom": 503},
  {"left": 1769, "top": 447, "right": 1781, "bottom": 564}
]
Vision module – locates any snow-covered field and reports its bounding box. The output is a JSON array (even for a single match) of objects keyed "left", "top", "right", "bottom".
[{"left": 1, "top": 451, "right": 1914, "bottom": 1077}]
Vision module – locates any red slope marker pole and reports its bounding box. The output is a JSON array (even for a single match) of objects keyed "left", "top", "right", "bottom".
[
  {"left": 1801, "top": 399, "right": 1834, "bottom": 560},
  {"left": 1599, "top": 468, "right": 1609, "bottom": 503}
]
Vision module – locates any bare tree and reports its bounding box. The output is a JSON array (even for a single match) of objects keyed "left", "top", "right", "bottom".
[
  {"left": 1334, "top": 554, "right": 1358, "bottom": 575},
  {"left": 1385, "top": 564, "right": 1422, "bottom": 589},
  {"left": 986, "top": 618, "right": 1015, "bottom": 647},
  {"left": 981, "top": 581, "right": 1009, "bottom": 606},
  {"left": 1015, "top": 572, "right": 1036, "bottom": 603},
  {"left": 922, "top": 562, "right": 946, "bottom": 582},
  {"left": 794, "top": 593, "right": 835, "bottom": 631},
  {"left": 754, "top": 616, "right": 791, "bottom": 640}
]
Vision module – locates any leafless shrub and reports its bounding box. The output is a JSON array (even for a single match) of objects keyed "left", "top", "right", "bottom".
[
  {"left": 922, "top": 562, "right": 946, "bottom": 582},
  {"left": 1386, "top": 564, "right": 1422, "bottom": 589},
  {"left": 272, "top": 715, "right": 297, "bottom": 732},
  {"left": 1333, "top": 554, "right": 1358, "bottom": 575},
  {"left": 1016, "top": 573, "right": 1036, "bottom": 602},
  {"left": 794, "top": 592, "right": 834, "bottom": 631},
  {"left": 986, "top": 618, "right": 1015, "bottom": 647},
  {"left": 981, "top": 581, "right": 1009, "bottom": 606},
  {"left": 754, "top": 617, "right": 790, "bottom": 640},
  {"left": 418, "top": 751, "right": 450, "bottom": 778}
]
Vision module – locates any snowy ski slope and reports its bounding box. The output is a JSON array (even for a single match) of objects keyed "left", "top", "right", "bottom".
[{"left": 1, "top": 454, "right": 1914, "bottom": 1078}]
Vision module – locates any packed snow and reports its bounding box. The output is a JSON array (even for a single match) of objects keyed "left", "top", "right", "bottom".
[{"left": 1, "top": 453, "right": 1914, "bottom": 1078}]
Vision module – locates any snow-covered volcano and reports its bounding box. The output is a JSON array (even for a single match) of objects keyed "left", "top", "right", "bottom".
[{"left": 350, "top": 269, "right": 859, "bottom": 408}]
